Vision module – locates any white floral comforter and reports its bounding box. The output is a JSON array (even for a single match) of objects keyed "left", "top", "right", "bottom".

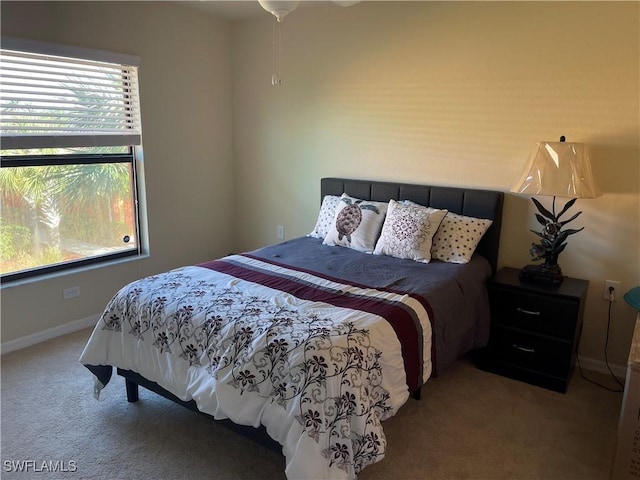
[{"left": 80, "top": 254, "right": 432, "bottom": 479}]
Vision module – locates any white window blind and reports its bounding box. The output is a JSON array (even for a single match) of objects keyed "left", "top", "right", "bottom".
[{"left": 0, "top": 38, "right": 141, "bottom": 151}]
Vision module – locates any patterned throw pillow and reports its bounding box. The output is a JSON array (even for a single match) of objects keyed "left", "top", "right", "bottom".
[
  {"left": 373, "top": 199, "right": 448, "bottom": 262},
  {"left": 431, "top": 212, "right": 493, "bottom": 264},
  {"left": 323, "top": 194, "right": 388, "bottom": 253},
  {"left": 308, "top": 195, "right": 341, "bottom": 239}
]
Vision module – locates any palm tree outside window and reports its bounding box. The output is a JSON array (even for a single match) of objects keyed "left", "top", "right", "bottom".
[{"left": 0, "top": 37, "right": 145, "bottom": 281}]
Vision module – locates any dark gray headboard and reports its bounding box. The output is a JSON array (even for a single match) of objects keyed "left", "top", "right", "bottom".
[{"left": 321, "top": 178, "right": 504, "bottom": 273}]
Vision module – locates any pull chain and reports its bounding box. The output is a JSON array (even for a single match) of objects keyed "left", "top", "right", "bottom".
[{"left": 272, "top": 16, "right": 282, "bottom": 86}]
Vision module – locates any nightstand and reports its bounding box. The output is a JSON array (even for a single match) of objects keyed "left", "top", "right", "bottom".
[{"left": 476, "top": 267, "right": 588, "bottom": 393}]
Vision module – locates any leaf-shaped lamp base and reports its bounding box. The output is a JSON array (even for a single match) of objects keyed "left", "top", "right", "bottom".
[{"left": 519, "top": 263, "right": 564, "bottom": 286}]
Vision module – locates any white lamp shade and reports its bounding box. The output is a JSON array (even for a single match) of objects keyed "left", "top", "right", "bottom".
[
  {"left": 511, "top": 141, "right": 601, "bottom": 198},
  {"left": 258, "top": 0, "right": 300, "bottom": 20}
]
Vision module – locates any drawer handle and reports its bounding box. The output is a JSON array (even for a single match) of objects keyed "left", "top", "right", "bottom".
[
  {"left": 512, "top": 344, "right": 535, "bottom": 353},
  {"left": 517, "top": 307, "right": 541, "bottom": 316}
]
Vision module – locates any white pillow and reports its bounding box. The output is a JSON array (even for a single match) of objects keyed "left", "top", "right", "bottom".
[
  {"left": 308, "top": 195, "right": 341, "bottom": 239},
  {"left": 431, "top": 212, "right": 493, "bottom": 264},
  {"left": 373, "top": 199, "right": 448, "bottom": 262},
  {"left": 323, "top": 194, "right": 388, "bottom": 253}
]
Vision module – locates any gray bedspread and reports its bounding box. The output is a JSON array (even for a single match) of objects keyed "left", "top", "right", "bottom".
[{"left": 250, "top": 236, "right": 493, "bottom": 375}]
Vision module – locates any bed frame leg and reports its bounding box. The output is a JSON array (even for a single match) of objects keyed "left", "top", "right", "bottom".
[{"left": 125, "top": 378, "right": 139, "bottom": 402}]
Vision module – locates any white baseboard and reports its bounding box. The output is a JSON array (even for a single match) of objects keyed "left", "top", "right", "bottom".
[
  {"left": 1, "top": 314, "right": 99, "bottom": 355},
  {"left": 577, "top": 354, "right": 626, "bottom": 380}
]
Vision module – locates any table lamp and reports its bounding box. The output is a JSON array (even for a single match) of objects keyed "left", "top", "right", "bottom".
[
  {"left": 624, "top": 287, "right": 640, "bottom": 311},
  {"left": 511, "top": 136, "right": 601, "bottom": 285}
]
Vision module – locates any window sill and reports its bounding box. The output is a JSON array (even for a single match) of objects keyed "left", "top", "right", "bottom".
[{"left": 0, "top": 253, "right": 150, "bottom": 290}]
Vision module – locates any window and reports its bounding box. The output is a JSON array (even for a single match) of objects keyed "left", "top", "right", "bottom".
[{"left": 1, "top": 37, "right": 144, "bottom": 281}]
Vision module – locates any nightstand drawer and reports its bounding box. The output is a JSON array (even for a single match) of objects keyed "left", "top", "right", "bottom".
[
  {"left": 489, "top": 289, "right": 579, "bottom": 340},
  {"left": 478, "top": 268, "right": 588, "bottom": 393},
  {"left": 488, "top": 326, "right": 573, "bottom": 378}
]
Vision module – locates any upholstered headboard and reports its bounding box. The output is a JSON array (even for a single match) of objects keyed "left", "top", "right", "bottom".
[{"left": 321, "top": 177, "right": 504, "bottom": 273}]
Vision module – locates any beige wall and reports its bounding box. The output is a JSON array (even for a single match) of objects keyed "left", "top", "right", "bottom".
[
  {"left": 1, "top": 1, "right": 638, "bottom": 370},
  {"left": 230, "top": 1, "right": 639, "bottom": 366},
  {"left": 1, "top": 2, "right": 235, "bottom": 342}
]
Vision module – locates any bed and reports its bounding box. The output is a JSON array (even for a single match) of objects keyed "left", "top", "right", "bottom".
[{"left": 80, "top": 177, "right": 504, "bottom": 480}]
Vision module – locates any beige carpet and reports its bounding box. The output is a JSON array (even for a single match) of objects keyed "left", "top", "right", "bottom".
[{"left": 1, "top": 328, "right": 622, "bottom": 480}]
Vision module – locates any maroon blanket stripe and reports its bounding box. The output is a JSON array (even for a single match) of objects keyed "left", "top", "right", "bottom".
[
  {"left": 199, "top": 258, "right": 423, "bottom": 394},
  {"left": 241, "top": 253, "right": 438, "bottom": 377}
]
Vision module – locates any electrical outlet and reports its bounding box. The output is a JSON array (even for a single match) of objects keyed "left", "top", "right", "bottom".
[
  {"left": 276, "top": 225, "right": 285, "bottom": 240},
  {"left": 603, "top": 280, "right": 620, "bottom": 301},
  {"left": 63, "top": 286, "right": 81, "bottom": 300}
]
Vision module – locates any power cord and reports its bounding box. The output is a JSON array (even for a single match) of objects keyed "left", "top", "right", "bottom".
[{"left": 575, "top": 288, "right": 625, "bottom": 393}]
